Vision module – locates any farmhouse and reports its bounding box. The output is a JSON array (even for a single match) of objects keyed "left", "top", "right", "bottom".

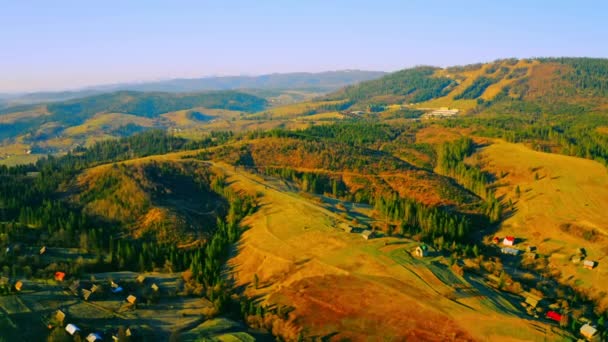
[
  {"left": 583, "top": 260, "right": 596, "bottom": 269},
  {"left": 580, "top": 323, "right": 598, "bottom": 339},
  {"left": 65, "top": 323, "right": 80, "bottom": 336},
  {"left": 127, "top": 294, "right": 137, "bottom": 304},
  {"left": 86, "top": 333, "right": 102, "bottom": 342},
  {"left": 503, "top": 236, "right": 515, "bottom": 246},
  {"left": 361, "top": 230, "right": 373, "bottom": 240},
  {"left": 546, "top": 310, "right": 562, "bottom": 323},
  {"left": 501, "top": 247, "right": 520, "bottom": 256},
  {"left": 414, "top": 245, "right": 428, "bottom": 258},
  {"left": 54, "top": 271, "right": 66, "bottom": 281}
]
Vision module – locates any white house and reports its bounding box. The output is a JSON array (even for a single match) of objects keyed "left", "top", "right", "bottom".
[
  {"left": 65, "top": 323, "right": 80, "bottom": 336},
  {"left": 503, "top": 236, "right": 515, "bottom": 246}
]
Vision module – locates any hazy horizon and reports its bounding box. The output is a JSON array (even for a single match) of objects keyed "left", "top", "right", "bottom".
[{"left": 2, "top": 0, "right": 607, "bottom": 93}]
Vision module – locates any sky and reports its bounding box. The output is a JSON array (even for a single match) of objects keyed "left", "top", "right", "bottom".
[{"left": 1, "top": 0, "right": 607, "bottom": 93}]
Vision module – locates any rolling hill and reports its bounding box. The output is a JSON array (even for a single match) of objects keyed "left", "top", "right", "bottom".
[{"left": 0, "top": 70, "right": 386, "bottom": 106}]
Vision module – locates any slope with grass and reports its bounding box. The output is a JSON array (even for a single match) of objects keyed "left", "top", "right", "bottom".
[
  {"left": 213, "top": 161, "right": 560, "bottom": 341},
  {"left": 475, "top": 140, "right": 608, "bottom": 309}
]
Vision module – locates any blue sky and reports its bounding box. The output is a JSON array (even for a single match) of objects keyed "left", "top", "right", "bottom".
[{"left": 1, "top": 0, "right": 607, "bottom": 92}]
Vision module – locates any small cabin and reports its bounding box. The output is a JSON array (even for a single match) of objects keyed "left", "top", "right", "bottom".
[
  {"left": 55, "top": 272, "right": 66, "bottom": 282},
  {"left": 414, "top": 245, "right": 428, "bottom": 258},
  {"left": 583, "top": 260, "right": 596, "bottom": 270},
  {"left": 65, "top": 323, "right": 80, "bottom": 336},
  {"left": 90, "top": 284, "right": 100, "bottom": 293},
  {"left": 524, "top": 292, "right": 543, "bottom": 308},
  {"left": 14, "top": 280, "right": 23, "bottom": 292},
  {"left": 126, "top": 295, "right": 137, "bottom": 304},
  {"left": 503, "top": 236, "right": 515, "bottom": 246},
  {"left": 580, "top": 323, "right": 598, "bottom": 339},
  {"left": 39, "top": 246, "right": 47, "bottom": 255},
  {"left": 136, "top": 275, "right": 146, "bottom": 284},
  {"left": 361, "top": 230, "right": 373, "bottom": 240},
  {"left": 151, "top": 283, "right": 159, "bottom": 292}
]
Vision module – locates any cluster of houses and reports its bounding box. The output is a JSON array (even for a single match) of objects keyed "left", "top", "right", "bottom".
[
  {"left": 51, "top": 309, "right": 135, "bottom": 341},
  {"left": 571, "top": 248, "right": 597, "bottom": 270}
]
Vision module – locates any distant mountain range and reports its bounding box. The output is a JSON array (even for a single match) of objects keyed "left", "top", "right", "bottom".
[{"left": 0, "top": 70, "right": 386, "bottom": 107}]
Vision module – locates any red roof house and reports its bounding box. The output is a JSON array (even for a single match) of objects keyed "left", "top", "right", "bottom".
[
  {"left": 492, "top": 236, "right": 501, "bottom": 244},
  {"left": 55, "top": 272, "right": 66, "bottom": 282},
  {"left": 546, "top": 311, "right": 562, "bottom": 322},
  {"left": 503, "top": 236, "right": 515, "bottom": 246}
]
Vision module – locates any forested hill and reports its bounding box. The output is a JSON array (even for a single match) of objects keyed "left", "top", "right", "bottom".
[{"left": 326, "top": 57, "right": 608, "bottom": 114}]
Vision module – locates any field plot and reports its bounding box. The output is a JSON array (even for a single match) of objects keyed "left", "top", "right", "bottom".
[
  {"left": 214, "top": 162, "right": 560, "bottom": 341},
  {"left": 0, "top": 271, "right": 257, "bottom": 341}
]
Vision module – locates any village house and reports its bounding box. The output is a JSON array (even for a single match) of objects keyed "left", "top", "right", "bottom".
[
  {"left": 414, "top": 245, "right": 428, "bottom": 258},
  {"left": 65, "top": 323, "right": 80, "bottom": 336},
  {"left": 583, "top": 260, "right": 596, "bottom": 270},
  {"left": 501, "top": 247, "right": 520, "bottom": 256},
  {"left": 126, "top": 294, "right": 137, "bottom": 305},
  {"left": 580, "top": 323, "right": 598, "bottom": 340},
  {"left": 503, "top": 236, "right": 515, "bottom": 246},
  {"left": 361, "top": 230, "right": 373, "bottom": 240},
  {"left": 55, "top": 271, "right": 66, "bottom": 282},
  {"left": 136, "top": 275, "right": 146, "bottom": 284},
  {"left": 55, "top": 310, "right": 66, "bottom": 324},
  {"left": 82, "top": 289, "right": 92, "bottom": 301},
  {"left": 86, "top": 333, "right": 103, "bottom": 342},
  {"left": 151, "top": 283, "right": 160, "bottom": 292},
  {"left": 111, "top": 281, "right": 123, "bottom": 294},
  {"left": 546, "top": 310, "right": 562, "bottom": 323},
  {"left": 523, "top": 292, "right": 543, "bottom": 308}
]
